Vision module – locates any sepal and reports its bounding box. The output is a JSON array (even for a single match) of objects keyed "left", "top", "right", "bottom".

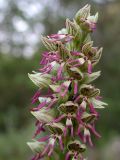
[
  {"left": 83, "top": 71, "right": 101, "bottom": 84},
  {"left": 28, "top": 73, "right": 52, "bottom": 88},
  {"left": 89, "top": 98, "right": 108, "bottom": 109},
  {"left": 27, "top": 140, "right": 45, "bottom": 153},
  {"left": 31, "top": 108, "right": 55, "bottom": 123}
]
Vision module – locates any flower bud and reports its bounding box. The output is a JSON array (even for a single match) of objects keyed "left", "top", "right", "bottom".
[
  {"left": 57, "top": 41, "right": 71, "bottom": 60},
  {"left": 87, "top": 12, "right": 99, "bottom": 24},
  {"left": 66, "top": 19, "right": 81, "bottom": 38},
  {"left": 41, "top": 36, "right": 58, "bottom": 51},
  {"left": 92, "top": 47, "right": 103, "bottom": 66},
  {"left": 82, "top": 41, "right": 93, "bottom": 55},
  {"left": 75, "top": 4, "right": 91, "bottom": 25}
]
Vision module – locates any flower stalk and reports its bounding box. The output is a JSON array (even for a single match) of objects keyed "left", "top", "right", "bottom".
[{"left": 28, "top": 4, "right": 107, "bottom": 160}]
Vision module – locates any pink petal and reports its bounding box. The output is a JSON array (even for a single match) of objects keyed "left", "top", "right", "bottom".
[
  {"left": 63, "top": 126, "right": 67, "bottom": 137},
  {"left": 31, "top": 90, "right": 41, "bottom": 104},
  {"left": 88, "top": 60, "right": 92, "bottom": 74},
  {"left": 70, "top": 125, "right": 74, "bottom": 137},
  {"left": 41, "top": 144, "right": 49, "bottom": 157},
  {"left": 48, "top": 145, "right": 54, "bottom": 156},
  {"left": 38, "top": 135, "right": 50, "bottom": 142},
  {"left": 65, "top": 152, "right": 71, "bottom": 160},
  {"left": 71, "top": 51, "right": 81, "bottom": 56},
  {"left": 53, "top": 114, "right": 65, "bottom": 123},
  {"left": 31, "top": 153, "right": 40, "bottom": 160},
  {"left": 61, "top": 87, "right": 68, "bottom": 97},
  {"left": 59, "top": 136, "right": 64, "bottom": 150},
  {"left": 46, "top": 98, "right": 57, "bottom": 110},
  {"left": 57, "top": 63, "right": 64, "bottom": 79},
  {"left": 89, "top": 103, "right": 98, "bottom": 115},
  {"left": 87, "top": 135, "right": 93, "bottom": 147},
  {"left": 87, "top": 124, "right": 101, "bottom": 138},
  {"left": 74, "top": 95, "right": 81, "bottom": 103},
  {"left": 74, "top": 81, "right": 78, "bottom": 95}
]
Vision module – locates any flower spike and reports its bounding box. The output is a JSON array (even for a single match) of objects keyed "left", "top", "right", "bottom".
[{"left": 28, "top": 4, "right": 107, "bottom": 160}]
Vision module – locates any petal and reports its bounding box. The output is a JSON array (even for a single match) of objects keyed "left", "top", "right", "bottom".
[
  {"left": 58, "top": 136, "right": 64, "bottom": 150},
  {"left": 74, "top": 95, "right": 81, "bottom": 103},
  {"left": 53, "top": 114, "right": 66, "bottom": 123},
  {"left": 31, "top": 101, "right": 47, "bottom": 111},
  {"left": 88, "top": 60, "right": 92, "bottom": 74},
  {"left": 74, "top": 81, "right": 78, "bottom": 95},
  {"left": 87, "top": 124, "right": 101, "bottom": 138},
  {"left": 57, "top": 63, "right": 64, "bottom": 79},
  {"left": 38, "top": 135, "right": 50, "bottom": 142},
  {"left": 65, "top": 152, "right": 71, "bottom": 160},
  {"left": 46, "top": 98, "right": 58, "bottom": 110}
]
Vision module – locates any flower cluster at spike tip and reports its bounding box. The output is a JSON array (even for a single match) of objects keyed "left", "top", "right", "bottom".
[{"left": 27, "top": 4, "right": 108, "bottom": 160}]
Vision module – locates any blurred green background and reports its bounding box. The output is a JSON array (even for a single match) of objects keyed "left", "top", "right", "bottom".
[{"left": 0, "top": 0, "right": 120, "bottom": 160}]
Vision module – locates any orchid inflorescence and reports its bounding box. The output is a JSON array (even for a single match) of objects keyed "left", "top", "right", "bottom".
[{"left": 27, "top": 4, "right": 107, "bottom": 160}]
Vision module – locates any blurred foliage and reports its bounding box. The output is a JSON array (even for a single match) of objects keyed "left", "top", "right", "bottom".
[{"left": 0, "top": 0, "right": 120, "bottom": 160}]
